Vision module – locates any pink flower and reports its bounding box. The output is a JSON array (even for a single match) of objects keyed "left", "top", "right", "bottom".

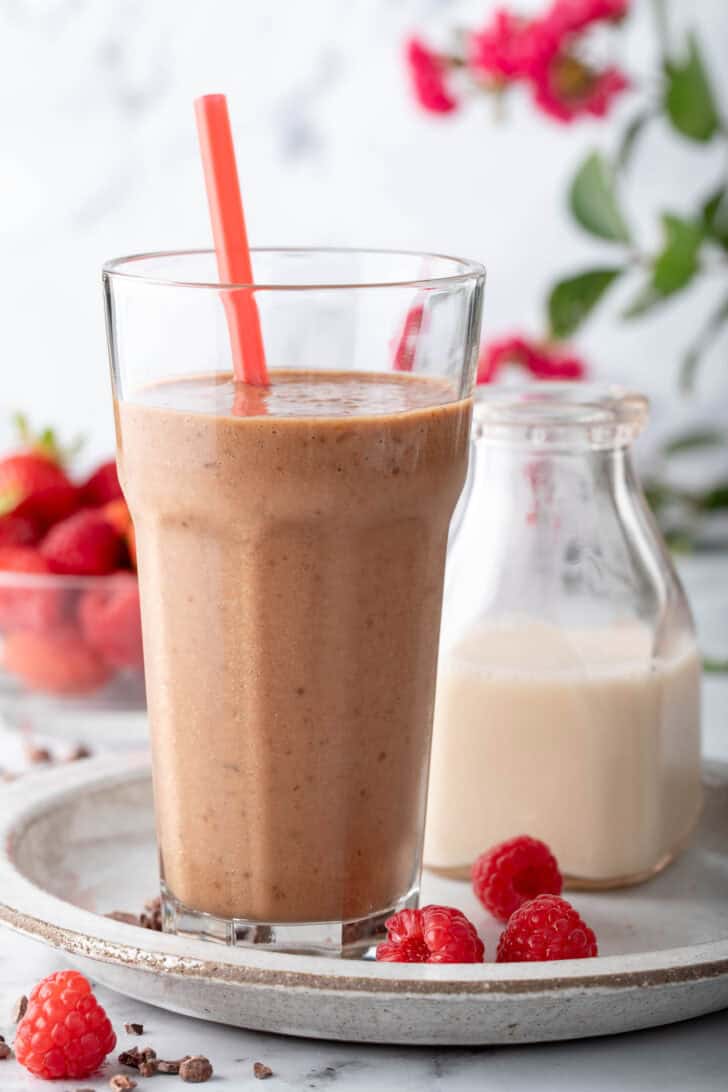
[
  {"left": 543, "top": 0, "right": 629, "bottom": 37},
  {"left": 468, "top": 11, "right": 543, "bottom": 81},
  {"left": 477, "top": 336, "right": 587, "bottom": 383},
  {"left": 531, "top": 58, "right": 629, "bottom": 122},
  {"left": 406, "top": 38, "right": 458, "bottom": 114},
  {"left": 465, "top": 0, "right": 629, "bottom": 123}
]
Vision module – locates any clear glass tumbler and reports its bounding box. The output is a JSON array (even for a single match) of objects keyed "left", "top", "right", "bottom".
[
  {"left": 425, "top": 385, "right": 702, "bottom": 889},
  {"left": 103, "top": 248, "right": 485, "bottom": 953}
]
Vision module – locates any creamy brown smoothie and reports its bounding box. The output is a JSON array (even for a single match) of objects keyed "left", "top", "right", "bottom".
[{"left": 117, "top": 370, "right": 470, "bottom": 925}]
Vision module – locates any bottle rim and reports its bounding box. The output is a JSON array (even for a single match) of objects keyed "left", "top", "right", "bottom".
[{"left": 473, "top": 383, "right": 648, "bottom": 449}]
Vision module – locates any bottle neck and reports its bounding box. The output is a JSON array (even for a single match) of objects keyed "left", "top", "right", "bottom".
[
  {"left": 472, "top": 437, "right": 635, "bottom": 527},
  {"left": 461, "top": 435, "right": 663, "bottom": 627}
]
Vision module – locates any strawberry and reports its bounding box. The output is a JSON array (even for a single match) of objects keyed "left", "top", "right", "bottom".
[
  {"left": 103, "top": 498, "right": 136, "bottom": 569},
  {"left": 41, "top": 509, "right": 124, "bottom": 576},
  {"left": 4, "top": 624, "right": 111, "bottom": 695},
  {"left": 0, "top": 512, "right": 41, "bottom": 547},
  {"left": 0, "top": 546, "right": 65, "bottom": 633},
  {"left": 0, "top": 452, "right": 77, "bottom": 527},
  {"left": 80, "top": 459, "right": 123, "bottom": 507},
  {"left": 79, "top": 573, "right": 143, "bottom": 669}
]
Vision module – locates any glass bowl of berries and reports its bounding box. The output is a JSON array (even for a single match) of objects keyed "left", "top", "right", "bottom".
[{"left": 0, "top": 420, "right": 146, "bottom": 744}]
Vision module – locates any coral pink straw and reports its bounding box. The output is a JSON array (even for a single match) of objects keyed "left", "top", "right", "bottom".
[{"left": 194, "top": 94, "right": 268, "bottom": 386}]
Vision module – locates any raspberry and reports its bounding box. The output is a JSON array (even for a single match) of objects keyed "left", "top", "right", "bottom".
[
  {"left": 14, "top": 969, "right": 116, "bottom": 1080},
  {"left": 472, "top": 835, "right": 563, "bottom": 922},
  {"left": 376, "top": 905, "right": 484, "bottom": 963},
  {"left": 496, "top": 894, "right": 598, "bottom": 962}
]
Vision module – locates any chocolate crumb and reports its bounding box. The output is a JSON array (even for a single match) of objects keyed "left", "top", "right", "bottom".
[
  {"left": 118, "top": 1046, "right": 142, "bottom": 1068},
  {"left": 119, "top": 1045, "right": 157, "bottom": 1071},
  {"left": 13, "top": 994, "right": 28, "bottom": 1022},
  {"left": 124, "top": 1022, "right": 144, "bottom": 1035},
  {"left": 110, "top": 1076, "right": 137, "bottom": 1091},
  {"left": 140, "top": 896, "right": 163, "bottom": 931},
  {"left": 156, "top": 1056, "right": 189, "bottom": 1074},
  {"left": 106, "top": 911, "right": 141, "bottom": 926},
  {"left": 0, "top": 1042, "right": 11, "bottom": 1059},
  {"left": 25, "top": 743, "right": 52, "bottom": 765},
  {"left": 179, "top": 1054, "right": 213, "bottom": 1082},
  {"left": 254, "top": 1061, "right": 273, "bottom": 1079},
  {"left": 67, "top": 743, "right": 92, "bottom": 761}
]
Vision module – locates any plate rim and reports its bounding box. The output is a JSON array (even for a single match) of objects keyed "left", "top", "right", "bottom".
[{"left": 0, "top": 752, "right": 726, "bottom": 997}]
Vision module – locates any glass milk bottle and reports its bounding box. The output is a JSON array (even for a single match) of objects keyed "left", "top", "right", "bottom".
[{"left": 425, "top": 385, "right": 702, "bottom": 888}]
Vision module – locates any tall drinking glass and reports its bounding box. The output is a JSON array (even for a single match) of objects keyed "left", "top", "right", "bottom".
[{"left": 103, "top": 248, "right": 485, "bottom": 954}]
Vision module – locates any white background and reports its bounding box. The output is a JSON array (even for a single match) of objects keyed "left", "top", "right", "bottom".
[{"left": 0, "top": 0, "right": 726, "bottom": 455}]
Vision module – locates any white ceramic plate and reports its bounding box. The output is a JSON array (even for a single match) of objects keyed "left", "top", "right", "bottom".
[{"left": 0, "top": 753, "right": 726, "bottom": 1046}]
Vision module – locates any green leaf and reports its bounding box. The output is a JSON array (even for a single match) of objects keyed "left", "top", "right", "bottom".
[
  {"left": 703, "top": 482, "right": 728, "bottom": 512},
  {"left": 624, "top": 214, "right": 704, "bottom": 319},
  {"left": 0, "top": 488, "right": 22, "bottom": 517},
  {"left": 569, "top": 152, "right": 631, "bottom": 243},
  {"left": 703, "top": 188, "right": 728, "bottom": 250},
  {"left": 548, "top": 269, "right": 622, "bottom": 338},
  {"left": 9, "top": 413, "right": 85, "bottom": 467},
  {"left": 12, "top": 412, "right": 31, "bottom": 445},
  {"left": 703, "top": 657, "right": 728, "bottom": 675},
  {"left": 663, "top": 428, "right": 726, "bottom": 456},
  {"left": 653, "top": 214, "right": 704, "bottom": 294},
  {"left": 644, "top": 480, "right": 673, "bottom": 515},
  {"left": 664, "top": 32, "right": 720, "bottom": 142},
  {"left": 623, "top": 282, "right": 662, "bottom": 319},
  {"left": 616, "top": 112, "right": 652, "bottom": 172}
]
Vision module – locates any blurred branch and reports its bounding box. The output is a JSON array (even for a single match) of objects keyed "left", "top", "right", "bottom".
[
  {"left": 663, "top": 428, "right": 726, "bottom": 455},
  {"left": 651, "top": 0, "right": 670, "bottom": 65},
  {"left": 680, "top": 293, "right": 728, "bottom": 393}
]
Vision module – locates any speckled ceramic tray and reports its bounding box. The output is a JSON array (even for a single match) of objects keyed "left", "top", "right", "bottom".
[{"left": 0, "top": 754, "right": 726, "bottom": 1046}]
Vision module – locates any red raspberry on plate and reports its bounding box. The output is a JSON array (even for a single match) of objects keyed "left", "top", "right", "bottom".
[
  {"left": 79, "top": 572, "right": 144, "bottom": 669},
  {"left": 376, "top": 905, "right": 484, "bottom": 963},
  {"left": 4, "top": 625, "right": 111, "bottom": 695},
  {"left": 472, "top": 835, "right": 563, "bottom": 922},
  {"left": 14, "top": 969, "right": 116, "bottom": 1080},
  {"left": 41, "top": 509, "right": 124, "bottom": 576},
  {"left": 496, "top": 894, "right": 598, "bottom": 962},
  {"left": 80, "top": 460, "right": 123, "bottom": 507}
]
